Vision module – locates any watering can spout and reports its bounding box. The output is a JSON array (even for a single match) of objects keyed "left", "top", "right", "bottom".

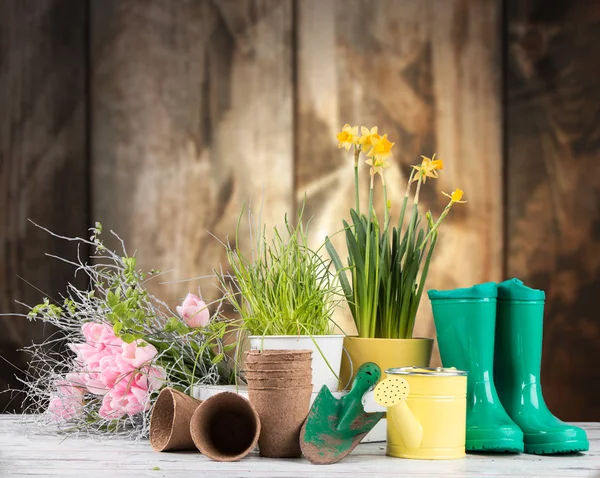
[{"left": 372, "top": 376, "right": 424, "bottom": 451}]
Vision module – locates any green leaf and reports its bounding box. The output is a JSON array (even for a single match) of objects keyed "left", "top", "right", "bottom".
[
  {"left": 212, "top": 353, "right": 225, "bottom": 364},
  {"left": 113, "top": 321, "right": 123, "bottom": 335}
]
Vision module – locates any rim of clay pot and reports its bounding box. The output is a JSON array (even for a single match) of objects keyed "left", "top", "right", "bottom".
[
  {"left": 344, "top": 336, "right": 434, "bottom": 344},
  {"left": 245, "top": 350, "right": 312, "bottom": 361},
  {"left": 243, "top": 371, "right": 312, "bottom": 378},
  {"left": 190, "top": 391, "right": 261, "bottom": 462},
  {"left": 246, "top": 377, "right": 312, "bottom": 386},
  {"left": 247, "top": 385, "right": 314, "bottom": 391},
  {"left": 244, "top": 361, "right": 312, "bottom": 369}
]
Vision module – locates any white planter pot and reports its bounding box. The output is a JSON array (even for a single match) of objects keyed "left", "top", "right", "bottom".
[{"left": 248, "top": 335, "right": 344, "bottom": 392}]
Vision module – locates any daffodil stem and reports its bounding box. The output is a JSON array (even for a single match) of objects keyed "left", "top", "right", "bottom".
[
  {"left": 398, "top": 169, "right": 416, "bottom": 232},
  {"left": 382, "top": 177, "right": 389, "bottom": 226},
  {"left": 354, "top": 165, "right": 360, "bottom": 216},
  {"left": 363, "top": 185, "right": 375, "bottom": 337},
  {"left": 419, "top": 202, "right": 453, "bottom": 250}
]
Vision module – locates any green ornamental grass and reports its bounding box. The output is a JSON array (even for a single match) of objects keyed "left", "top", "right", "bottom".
[{"left": 216, "top": 203, "right": 339, "bottom": 337}]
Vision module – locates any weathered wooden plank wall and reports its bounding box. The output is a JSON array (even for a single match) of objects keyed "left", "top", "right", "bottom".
[
  {"left": 91, "top": 0, "right": 294, "bottom": 306},
  {"left": 296, "top": 0, "right": 503, "bottom": 363},
  {"left": 0, "top": 0, "right": 598, "bottom": 419},
  {"left": 0, "top": 0, "right": 88, "bottom": 412},
  {"left": 505, "top": 0, "right": 600, "bottom": 421}
]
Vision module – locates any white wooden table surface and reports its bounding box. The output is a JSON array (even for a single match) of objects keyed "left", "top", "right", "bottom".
[{"left": 0, "top": 416, "right": 598, "bottom": 478}]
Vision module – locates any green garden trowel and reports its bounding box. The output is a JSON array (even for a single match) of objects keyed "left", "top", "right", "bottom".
[{"left": 300, "top": 362, "right": 384, "bottom": 465}]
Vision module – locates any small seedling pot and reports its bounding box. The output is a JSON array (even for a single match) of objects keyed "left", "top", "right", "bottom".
[
  {"left": 248, "top": 385, "right": 312, "bottom": 458},
  {"left": 190, "top": 391, "right": 261, "bottom": 462},
  {"left": 150, "top": 387, "right": 202, "bottom": 452}
]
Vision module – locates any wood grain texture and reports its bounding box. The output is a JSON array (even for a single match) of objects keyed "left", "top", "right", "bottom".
[
  {"left": 296, "top": 0, "right": 503, "bottom": 358},
  {"left": 91, "top": 0, "right": 294, "bottom": 306},
  {"left": 0, "top": 0, "right": 88, "bottom": 412},
  {"left": 506, "top": 0, "right": 600, "bottom": 421},
  {"left": 1, "top": 415, "right": 599, "bottom": 476}
]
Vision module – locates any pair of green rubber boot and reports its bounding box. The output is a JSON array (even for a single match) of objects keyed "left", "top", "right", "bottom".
[{"left": 428, "top": 279, "right": 589, "bottom": 455}]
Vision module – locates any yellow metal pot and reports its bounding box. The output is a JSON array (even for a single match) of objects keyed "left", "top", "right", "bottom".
[
  {"left": 339, "top": 337, "right": 433, "bottom": 389},
  {"left": 374, "top": 367, "right": 468, "bottom": 460}
]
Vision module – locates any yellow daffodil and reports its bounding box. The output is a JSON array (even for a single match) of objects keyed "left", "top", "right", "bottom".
[
  {"left": 442, "top": 188, "right": 467, "bottom": 203},
  {"left": 365, "top": 134, "right": 395, "bottom": 160},
  {"left": 359, "top": 126, "right": 381, "bottom": 151},
  {"left": 336, "top": 124, "right": 359, "bottom": 150},
  {"left": 412, "top": 154, "right": 444, "bottom": 183},
  {"left": 365, "top": 156, "right": 390, "bottom": 177}
]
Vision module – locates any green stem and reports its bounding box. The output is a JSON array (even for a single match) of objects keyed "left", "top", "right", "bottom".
[
  {"left": 354, "top": 147, "right": 361, "bottom": 216},
  {"left": 362, "top": 183, "right": 375, "bottom": 337},
  {"left": 398, "top": 169, "right": 416, "bottom": 232},
  {"left": 419, "top": 203, "right": 452, "bottom": 250},
  {"left": 382, "top": 173, "right": 389, "bottom": 227}
]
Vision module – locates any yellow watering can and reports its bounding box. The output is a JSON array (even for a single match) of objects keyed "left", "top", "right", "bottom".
[{"left": 366, "top": 367, "right": 468, "bottom": 460}]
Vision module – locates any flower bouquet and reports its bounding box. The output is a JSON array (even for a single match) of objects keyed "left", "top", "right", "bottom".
[{"left": 17, "top": 223, "right": 230, "bottom": 438}]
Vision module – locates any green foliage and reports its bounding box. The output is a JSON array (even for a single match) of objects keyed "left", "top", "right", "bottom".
[
  {"left": 216, "top": 203, "right": 339, "bottom": 337},
  {"left": 327, "top": 187, "right": 438, "bottom": 339}
]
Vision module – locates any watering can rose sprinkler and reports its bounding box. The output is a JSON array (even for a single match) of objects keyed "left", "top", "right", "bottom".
[{"left": 364, "top": 367, "right": 469, "bottom": 460}]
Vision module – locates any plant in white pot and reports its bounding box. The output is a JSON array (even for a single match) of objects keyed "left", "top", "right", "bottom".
[{"left": 215, "top": 204, "right": 344, "bottom": 392}]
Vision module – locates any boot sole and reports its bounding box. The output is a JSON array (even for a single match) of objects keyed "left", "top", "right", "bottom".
[
  {"left": 525, "top": 440, "right": 589, "bottom": 455},
  {"left": 467, "top": 438, "right": 524, "bottom": 453}
]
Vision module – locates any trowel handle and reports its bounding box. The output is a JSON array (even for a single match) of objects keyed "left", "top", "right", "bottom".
[{"left": 336, "top": 363, "right": 384, "bottom": 431}]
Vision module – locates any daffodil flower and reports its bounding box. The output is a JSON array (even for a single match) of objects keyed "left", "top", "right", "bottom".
[
  {"left": 442, "top": 188, "right": 467, "bottom": 203},
  {"left": 365, "top": 134, "right": 395, "bottom": 160},
  {"left": 412, "top": 154, "right": 444, "bottom": 183},
  {"left": 365, "top": 156, "right": 390, "bottom": 177},
  {"left": 359, "top": 126, "right": 381, "bottom": 151},
  {"left": 336, "top": 124, "right": 359, "bottom": 150}
]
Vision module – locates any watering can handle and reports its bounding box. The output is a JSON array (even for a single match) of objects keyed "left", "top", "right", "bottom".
[
  {"left": 373, "top": 377, "right": 424, "bottom": 450},
  {"left": 387, "top": 401, "right": 423, "bottom": 450}
]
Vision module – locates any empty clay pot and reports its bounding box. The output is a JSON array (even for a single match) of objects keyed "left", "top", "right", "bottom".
[
  {"left": 245, "top": 349, "right": 312, "bottom": 362},
  {"left": 248, "top": 386, "right": 312, "bottom": 458},
  {"left": 244, "top": 361, "right": 312, "bottom": 371},
  {"left": 150, "top": 388, "right": 202, "bottom": 452},
  {"left": 247, "top": 377, "right": 313, "bottom": 389},
  {"left": 190, "top": 391, "right": 261, "bottom": 462}
]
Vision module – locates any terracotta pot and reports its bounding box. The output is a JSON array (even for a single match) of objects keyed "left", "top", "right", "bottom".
[
  {"left": 190, "top": 391, "right": 260, "bottom": 462},
  {"left": 245, "top": 349, "right": 312, "bottom": 362},
  {"left": 247, "top": 376, "right": 313, "bottom": 389},
  {"left": 244, "top": 361, "right": 312, "bottom": 372},
  {"left": 248, "top": 386, "right": 312, "bottom": 458},
  {"left": 150, "top": 388, "right": 202, "bottom": 452}
]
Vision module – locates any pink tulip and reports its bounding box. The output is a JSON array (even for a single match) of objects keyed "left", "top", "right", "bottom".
[
  {"left": 48, "top": 390, "right": 83, "bottom": 422},
  {"left": 98, "top": 393, "right": 125, "bottom": 419},
  {"left": 135, "top": 366, "right": 166, "bottom": 392},
  {"left": 176, "top": 293, "right": 210, "bottom": 328},
  {"left": 121, "top": 340, "right": 158, "bottom": 368}
]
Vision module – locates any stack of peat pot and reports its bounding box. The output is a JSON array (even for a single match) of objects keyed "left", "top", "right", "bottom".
[{"left": 244, "top": 349, "right": 313, "bottom": 458}]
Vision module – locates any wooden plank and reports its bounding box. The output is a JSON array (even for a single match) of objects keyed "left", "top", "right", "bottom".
[
  {"left": 91, "top": 0, "right": 294, "bottom": 306},
  {"left": 1, "top": 415, "right": 599, "bottom": 476},
  {"left": 296, "top": 0, "right": 503, "bottom": 359},
  {"left": 0, "top": 0, "right": 88, "bottom": 411},
  {"left": 506, "top": 0, "right": 600, "bottom": 421}
]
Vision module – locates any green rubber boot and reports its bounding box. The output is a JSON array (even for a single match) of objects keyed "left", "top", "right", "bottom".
[
  {"left": 429, "top": 283, "right": 524, "bottom": 452},
  {"left": 495, "top": 279, "right": 589, "bottom": 455}
]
